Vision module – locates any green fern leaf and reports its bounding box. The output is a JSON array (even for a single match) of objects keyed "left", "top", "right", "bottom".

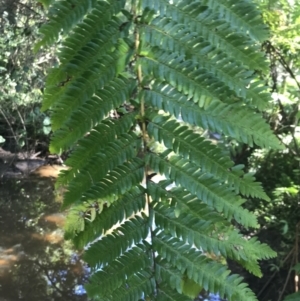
[
  {"left": 201, "top": 0, "right": 269, "bottom": 42},
  {"left": 147, "top": 151, "right": 258, "bottom": 228},
  {"left": 143, "top": 83, "right": 283, "bottom": 149},
  {"left": 71, "top": 186, "right": 146, "bottom": 248},
  {"left": 148, "top": 112, "right": 270, "bottom": 200},
  {"left": 157, "top": 284, "right": 194, "bottom": 301},
  {"left": 38, "top": 0, "right": 279, "bottom": 300},
  {"left": 84, "top": 216, "right": 149, "bottom": 268},
  {"left": 283, "top": 292, "right": 300, "bottom": 301}
]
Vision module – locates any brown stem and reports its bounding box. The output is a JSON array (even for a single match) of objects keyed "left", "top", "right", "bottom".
[
  {"left": 258, "top": 246, "right": 295, "bottom": 298},
  {"left": 277, "top": 252, "right": 296, "bottom": 301}
]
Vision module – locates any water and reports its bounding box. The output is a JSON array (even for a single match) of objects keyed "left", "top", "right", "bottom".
[{"left": 0, "top": 176, "right": 88, "bottom": 301}]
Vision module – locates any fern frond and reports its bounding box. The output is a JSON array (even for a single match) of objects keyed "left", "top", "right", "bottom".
[
  {"left": 148, "top": 113, "right": 269, "bottom": 200},
  {"left": 200, "top": 0, "right": 269, "bottom": 42},
  {"left": 57, "top": 113, "right": 136, "bottom": 186},
  {"left": 84, "top": 216, "right": 149, "bottom": 269},
  {"left": 141, "top": 51, "right": 270, "bottom": 111},
  {"left": 148, "top": 181, "right": 273, "bottom": 275},
  {"left": 153, "top": 200, "right": 273, "bottom": 277},
  {"left": 147, "top": 151, "right": 258, "bottom": 228},
  {"left": 63, "top": 158, "right": 144, "bottom": 208},
  {"left": 148, "top": 180, "right": 230, "bottom": 226},
  {"left": 141, "top": 18, "right": 269, "bottom": 109},
  {"left": 65, "top": 10, "right": 129, "bottom": 64},
  {"left": 62, "top": 133, "right": 140, "bottom": 206},
  {"left": 43, "top": 36, "right": 130, "bottom": 118},
  {"left": 36, "top": 0, "right": 124, "bottom": 50},
  {"left": 84, "top": 158, "right": 144, "bottom": 197},
  {"left": 48, "top": 45, "right": 130, "bottom": 132},
  {"left": 85, "top": 245, "right": 151, "bottom": 298},
  {"left": 39, "top": 0, "right": 279, "bottom": 300},
  {"left": 143, "top": 82, "right": 283, "bottom": 149},
  {"left": 50, "top": 77, "right": 135, "bottom": 152},
  {"left": 141, "top": 0, "right": 267, "bottom": 70},
  {"left": 154, "top": 236, "right": 258, "bottom": 301},
  {"left": 157, "top": 284, "right": 193, "bottom": 301},
  {"left": 139, "top": 50, "right": 238, "bottom": 109},
  {"left": 95, "top": 270, "right": 154, "bottom": 301},
  {"left": 35, "top": 0, "right": 96, "bottom": 50},
  {"left": 71, "top": 186, "right": 146, "bottom": 248}
]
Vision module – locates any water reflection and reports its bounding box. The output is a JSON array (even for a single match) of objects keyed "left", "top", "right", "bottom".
[{"left": 0, "top": 176, "right": 88, "bottom": 301}]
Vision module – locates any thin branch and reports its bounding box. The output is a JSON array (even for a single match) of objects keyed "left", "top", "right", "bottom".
[
  {"left": 277, "top": 252, "right": 296, "bottom": 301},
  {"left": 0, "top": 108, "right": 19, "bottom": 159},
  {"left": 266, "top": 41, "right": 300, "bottom": 91},
  {"left": 258, "top": 246, "right": 295, "bottom": 298},
  {"left": 16, "top": 107, "right": 29, "bottom": 158},
  {"left": 34, "top": 260, "right": 71, "bottom": 298},
  {"left": 16, "top": 0, "right": 41, "bottom": 16}
]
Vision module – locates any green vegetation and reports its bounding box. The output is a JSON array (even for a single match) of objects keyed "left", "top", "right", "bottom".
[
  {"left": 1, "top": 0, "right": 300, "bottom": 300},
  {"left": 0, "top": 0, "right": 54, "bottom": 153},
  {"left": 36, "top": 0, "right": 282, "bottom": 300},
  {"left": 230, "top": 1, "right": 300, "bottom": 300}
]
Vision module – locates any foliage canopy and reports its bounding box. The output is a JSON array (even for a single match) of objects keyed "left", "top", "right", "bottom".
[
  {"left": 37, "top": 0, "right": 283, "bottom": 300},
  {"left": 0, "top": 0, "right": 54, "bottom": 152}
]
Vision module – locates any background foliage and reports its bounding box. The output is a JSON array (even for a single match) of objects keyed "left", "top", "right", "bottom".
[
  {"left": 1, "top": 0, "right": 300, "bottom": 300},
  {"left": 36, "top": 0, "right": 283, "bottom": 300},
  {"left": 0, "top": 0, "right": 55, "bottom": 154},
  {"left": 224, "top": 1, "right": 300, "bottom": 300}
]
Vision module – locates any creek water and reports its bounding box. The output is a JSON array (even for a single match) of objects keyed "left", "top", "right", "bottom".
[{"left": 0, "top": 174, "right": 88, "bottom": 301}]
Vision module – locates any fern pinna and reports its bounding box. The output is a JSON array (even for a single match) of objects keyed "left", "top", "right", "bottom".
[{"left": 37, "top": 0, "right": 282, "bottom": 300}]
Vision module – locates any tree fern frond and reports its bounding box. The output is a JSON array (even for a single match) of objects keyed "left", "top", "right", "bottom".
[
  {"left": 84, "top": 216, "right": 149, "bottom": 269},
  {"left": 148, "top": 113, "right": 269, "bottom": 200},
  {"left": 58, "top": 11, "right": 124, "bottom": 66},
  {"left": 157, "top": 284, "right": 193, "bottom": 301},
  {"left": 96, "top": 270, "right": 155, "bottom": 301},
  {"left": 139, "top": 50, "right": 238, "bottom": 108},
  {"left": 153, "top": 201, "right": 271, "bottom": 276},
  {"left": 43, "top": 29, "right": 129, "bottom": 109},
  {"left": 50, "top": 77, "right": 135, "bottom": 151},
  {"left": 57, "top": 113, "right": 136, "bottom": 186},
  {"left": 147, "top": 151, "right": 258, "bottom": 228},
  {"left": 62, "top": 133, "right": 140, "bottom": 206},
  {"left": 154, "top": 236, "right": 258, "bottom": 301},
  {"left": 35, "top": 0, "right": 125, "bottom": 50},
  {"left": 63, "top": 158, "right": 144, "bottom": 208},
  {"left": 143, "top": 82, "right": 283, "bottom": 149},
  {"left": 141, "top": 18, "right": 269, "bottom": 108},
  {"left": 35, "top": 0, "right": 96, "bottom": 50},
  {"left": 154, "top": 202, "right": 234, "bottom": 255},
  {"left": 148, "top": 181, "right": 273, "bottom": 275},
  {"left": 45, "top": 15, "right": 120, "bottom": 96},
  {"left": 141, "top": 0, "right": 267, "bottom": 70},
  {"left": 39, "top": 0, "right": 279, "bottom": 299},
  {"left": 71, "top": 187, "right": 146, "bottom": 248},
  {"left": 148, "top": 180, "right": 230, "bottom": 226},
  {"left": 85, "top": 245, "right": 151, "bottom": 298},
  {"left": 200, "top": 0, "right": 269, "bottom": 42},
  {"left": 45, "top": 16, "right": 123, "bottom": 90},
  {"left": 46, "top": 46, "right": 130, "bottom": 130}
]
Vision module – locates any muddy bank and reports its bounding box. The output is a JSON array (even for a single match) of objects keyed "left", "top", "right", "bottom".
[{"left": 0, "top": 147, "right": 66, "bottom": 178}]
